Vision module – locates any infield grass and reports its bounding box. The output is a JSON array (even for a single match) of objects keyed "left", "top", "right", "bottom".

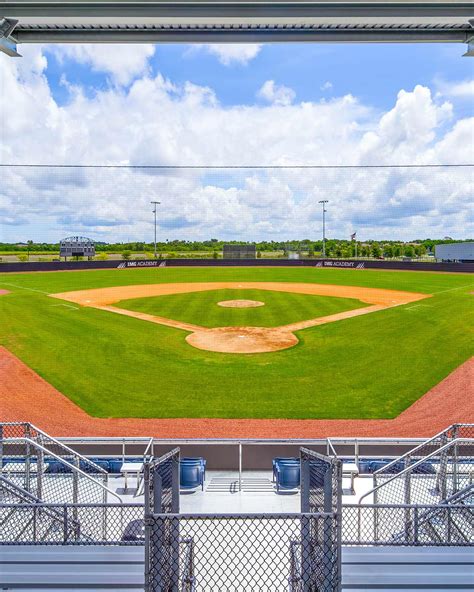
[
  {"left": 116, "top": 289, "right": 368, "bottom": 328},
  {"left": 0, "top": 266, "right": 472, "bottom": 419}
]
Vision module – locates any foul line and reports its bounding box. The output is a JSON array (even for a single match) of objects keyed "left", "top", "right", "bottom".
[
  {"left": 0, "top": 282, "right": 50, "bottom": 295},
  {"left": 50, "top": 303, "right": 79, "bottom": 310},
  {"left": 432, "top": 283, "right": 474, "bottom": 295}
]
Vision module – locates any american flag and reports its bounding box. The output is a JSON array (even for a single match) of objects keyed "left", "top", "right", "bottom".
[{"left": 351, "top": 232, "right": 357, "bottom": 240}]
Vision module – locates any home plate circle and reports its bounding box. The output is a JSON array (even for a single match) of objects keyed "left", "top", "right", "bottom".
[
  {"left": 186, "top": 327, "right": 298, "bottom": 354},
  {"left": 217, "top": 300, "right": 265, "bottom": 308}
]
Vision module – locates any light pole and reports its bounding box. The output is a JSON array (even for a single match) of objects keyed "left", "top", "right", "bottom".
[
  {"left": 151, "top": 201, "right": 160, "bottom": 258},
  {"left": 319, "top": 200, "right": 328, "bottom": 258}
]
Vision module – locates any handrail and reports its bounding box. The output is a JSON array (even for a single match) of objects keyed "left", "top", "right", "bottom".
[
  {"left": 358, "top": 438, "right": 474, "bottom": 505},
  {"left": 2, "top": 438, "right": 123, "bottom": 504},
  {"left": 373, "top": 423, "right": 474, "bottom": 476},
  {"left": 0, "top": 474, "right": 44, "bottom": 504},
  {"left": 0, "top": 422, "right": 107, "bottom": 475},
  {"left": 0, "top": 475, "right": 82, "bottom": 534},
  {"left": 326, "top": 438, "right": 338, "bottom": 458},
  {"left": 32, "top": 423, "right": 108, "bottom": 475},
  {"left": 143, "top": 437, "right": 154, "bottom": 463}
]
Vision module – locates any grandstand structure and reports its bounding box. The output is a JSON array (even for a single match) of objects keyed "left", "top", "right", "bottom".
[
  {"left": 1, "top": 1, "right": 474, "bottom": 56},
  {"left": 0, "top": 422, "right": 472, "bottom": 589}
]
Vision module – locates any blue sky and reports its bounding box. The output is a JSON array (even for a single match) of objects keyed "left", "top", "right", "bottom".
[
  {"left": 43, "top": 43, "right": 474, "bottom": 114},
  {"left": 1, "top": 42, "right": 473, "bottom": 242}
]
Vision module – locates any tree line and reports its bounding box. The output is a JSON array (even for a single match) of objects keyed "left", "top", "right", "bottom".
[{"left": 1, "top": 238, "right": 471, "bottom": 259}]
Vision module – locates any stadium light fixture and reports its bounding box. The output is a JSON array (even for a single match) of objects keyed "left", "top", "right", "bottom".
[
  {"left": 151, "top": 201, "right": 160, "bottom": 259},
  {"left": 318, "top": 200, "right": 329, "bottom": 258}
]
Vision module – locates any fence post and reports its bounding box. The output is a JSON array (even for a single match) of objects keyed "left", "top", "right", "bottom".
[
  {"left": 63, "top": 504, "right": 68, "bottom": 543},
  {"left": 25, "top": 423, "right": 31, "bottom": 492},
  {"left": 32, "top": 504, "right": 37, "bottom": 542},
  {"left": 413, "top": 506, "right": 419, "bottom": 545},
  {"left": 37, "top": 434, "right": 44, "bottom": 502},
  {"left": 73, "top": 458, "right": 79, "bottom": 526},
  {"left": 452, "top": 425, "right": 459, "bottom": 494},
  {"left": 322, "top": 466, "right": 334, "bottom": 592},
  {"left": 438, "top": 433, "right": 448, "bottom": 499},
  {"left": 300, "top": 454, "right": 311, "bottom": 591},
  {"left": 0, "top": 425, "right": 3, "bottom": 474}
]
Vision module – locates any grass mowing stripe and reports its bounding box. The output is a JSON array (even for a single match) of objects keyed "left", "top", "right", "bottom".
[
  {"left": 116, "top": 289, "right": 367, "bottom": 328},
  {"left": 0, "top": 267, "right": 472, "bottom": 420}
]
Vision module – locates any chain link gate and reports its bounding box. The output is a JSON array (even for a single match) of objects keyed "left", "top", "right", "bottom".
[
  {"left": 299, "top": 447, "right": 342, "bottom": 592},
  {"left": 145, "top": 447, "right": 342, "bottom": 591},
  {"left": 144, "top": 447, "right": 181, "bottom": 592}
]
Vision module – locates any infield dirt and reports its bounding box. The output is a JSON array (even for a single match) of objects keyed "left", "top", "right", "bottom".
[{"left": 51, "top": 281, "right": 429, "bottom": 353}]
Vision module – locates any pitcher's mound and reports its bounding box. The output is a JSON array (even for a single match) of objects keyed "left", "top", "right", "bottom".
[
  {"left": 218, "top": 299, "right": 265, "bottom": 308},
  {"left": 186, "top": 327, "right": 298, "bottom": 353}
]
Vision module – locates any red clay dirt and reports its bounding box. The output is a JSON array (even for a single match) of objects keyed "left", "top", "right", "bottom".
[
  {"left": 0, "top": 290, "right": 10, "bottom": 296},
  {"left": 0, "top": 346, "right": 472, "bottom": 439}
]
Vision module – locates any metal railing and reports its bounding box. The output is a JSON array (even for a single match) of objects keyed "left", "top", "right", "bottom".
[
  {"left": 342, "top": 503, "right": 474, "bottom": 546},
  {"left": 0, "top": 502, "right": 143, "bottom": 545},
  {"left": 0, "top": 422, "right": 107, "bottom": 475},
  {"left": 0, "top": 476, "right": 82, "bottom": 543},
  {"left": 373, "top": 424, "right": 474, "bottom": 478},
  {"left": 1, "top": 437, "right": 122, "bottom": 505},
  {"left": 360, "top": 438, "right": 474, "bottom": 506}
]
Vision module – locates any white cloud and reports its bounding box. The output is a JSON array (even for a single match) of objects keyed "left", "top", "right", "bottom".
[
  {"left": 436, "top": 79, "right": 474, "bottom": 99},
  {"left": 191, "top": 44, "right": 262, "bottom": 66},
  {"left": 257, "top": 80, "right": 296, "bottom": 106},
  {"left": 48, "top": 44, "right": 155, "bottom": 86},
  {"left": 320, "top": 81, "right": 333, "bottom": 91},
  {"left": 0, "top": 47, "right": 472, "bottom": 243}
]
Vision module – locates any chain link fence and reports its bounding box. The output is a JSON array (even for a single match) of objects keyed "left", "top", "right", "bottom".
[
  {"left": 147, "top": 513, "right": 339, "bottom": 592},
  {"left": 144, "top": 447, "right": 180, "bottom": 514},
  {"left": 0, "top": 422, "right": 118, "bottom": 506},
  {"left": 367, "top": 438, "right": 474, "bottom": 507},
  {"left": 342, "top": 500, "right": 474, "bottom": 546},
  {"left": 0, "top": 502, "right": 144, "bottom": 545}
]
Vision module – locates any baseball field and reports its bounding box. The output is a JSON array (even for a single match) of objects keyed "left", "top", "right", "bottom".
[{"left": 0, "top": 266, "right": 472, "bottom": 431}]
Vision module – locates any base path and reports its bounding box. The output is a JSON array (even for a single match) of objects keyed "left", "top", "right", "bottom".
[
  {"left": 51, "top": 282, "right": 429, "bottom": 354},
  {"left": 0, "top": 346, "right": 472, "bottom": 439}
]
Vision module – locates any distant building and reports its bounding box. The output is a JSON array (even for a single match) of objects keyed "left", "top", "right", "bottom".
[
  {"left": 60, "top": 236, "right": 95, "bottom": 260},
  {"left": 223, "top": 244, "right": 256, "bottom": 259},
  {"left": 435, "top": 242, "right": 474, "bottom": 262}
]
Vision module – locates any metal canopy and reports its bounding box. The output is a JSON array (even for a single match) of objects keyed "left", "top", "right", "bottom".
[{"left": 1, "top": 1, "right": 473, "bottom": 47}]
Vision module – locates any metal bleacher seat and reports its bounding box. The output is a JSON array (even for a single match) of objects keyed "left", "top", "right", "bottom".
[
  {"left": 341, "top": 546, "right": 474, "bottom": 590},
  {"left": 2, "top": 544, "right": 472, "bottom": 590}
]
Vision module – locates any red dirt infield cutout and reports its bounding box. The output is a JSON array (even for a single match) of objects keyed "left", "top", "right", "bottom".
[
  {"left": 51, "top": 282, "right": 430, "bottom": 354},
  {"left": 0, "top": 346, "right": 472, "bottom": 439},
  {"left": 0, "top": 290, "right": 10, "bottom": 296}
]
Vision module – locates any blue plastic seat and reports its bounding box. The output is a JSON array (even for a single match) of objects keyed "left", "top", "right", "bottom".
[
  {"left": 180, "top": 463, "right": 204, "bottom": 491},
  {"left": 181, "top": 457, "right": 206, "bottom": 480},
  {"left": 272, "top": 457, "right": 299, "bottom": 481},
  {"left": 275, "top": 463, "right": 300, "bottom": 492}
]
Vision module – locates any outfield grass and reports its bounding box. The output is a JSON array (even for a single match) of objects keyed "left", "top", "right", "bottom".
[
  {"left": 0, "top": 266, "right": 472, "bottom": 420},
  {"left": 117, "top": 289, "right": 367, "bottom": 328}
]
